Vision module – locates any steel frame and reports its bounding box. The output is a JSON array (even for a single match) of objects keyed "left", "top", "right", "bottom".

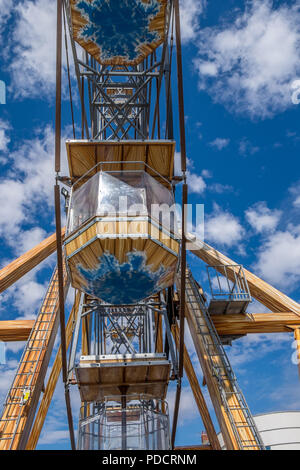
[
  {"left": 67, "top": 295, "right": 178, "bottom": 382},
  {"left": 78, "top": 395, "right": 170, "bottom": 450},
  {"left": 64, "top": 0, "right": 172, "bottom": 141}
]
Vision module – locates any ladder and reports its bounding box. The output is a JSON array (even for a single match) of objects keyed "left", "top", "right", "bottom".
[
  {"left": 0, "top": 266, "right": 69, "bottom": 450},
  {"left": 183, "top": 267, "right": 265, "bottom": 450}
]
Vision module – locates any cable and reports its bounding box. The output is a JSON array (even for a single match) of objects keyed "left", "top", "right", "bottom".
[
  {"left": 63, "top": 0, "right": 75, "bottom": 139},
  {"left": 54, "top": 0, "right": 76, "bottom": 450}
]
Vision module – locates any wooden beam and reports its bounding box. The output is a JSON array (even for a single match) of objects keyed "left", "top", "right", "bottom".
[
  {"left": 172, "top": 323, "right": 221, "bottom": 450},
  {"left": 26, "top": 291, "right": 81, "bottom": 450},
  {"left": 155, "top": 312, "right": 163, "bottom": 353},
  {"left": 0, "top": 229, "right": 65, "bottom": 293},
  {"left": 174, "top": 445, "right": 212, "bottom": 450},
  {"left": 186, "top": 234, "right": 300, "bottom": 315},
  {"left": 0, "top": 320, "right": 34, "bottom": 342},
  {"left": 211, "top": 312, "right": 300, "bottom": 335}
]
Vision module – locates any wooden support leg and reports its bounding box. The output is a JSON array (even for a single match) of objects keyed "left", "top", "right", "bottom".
[
  {"left": 172, "top": 323, "right": 221, "bottom": 450},
  {"left": 26, "top": 291, "right": 81, "bottom": 449},
  {"left": 155, "top": 312, "right": 163, "bottom": 353}
]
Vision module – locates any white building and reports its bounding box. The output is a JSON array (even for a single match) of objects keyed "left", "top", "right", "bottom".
[{"left": 218, "top": 411, "right": 300, "bottom": 450}]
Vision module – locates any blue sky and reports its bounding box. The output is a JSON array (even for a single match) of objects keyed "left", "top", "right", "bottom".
[{"left": 0, "top": 0, "right": 300, "bottom": 449}]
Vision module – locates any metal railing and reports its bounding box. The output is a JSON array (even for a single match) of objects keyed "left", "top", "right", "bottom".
[
  {"left": 207, "top": 264, "right": 251, "bottom": 302},
  {"left": 185, "top": 268, "right": 264, "bottom": 450},
  {"left": 78, "top": 395, "right": 171, "bottom": 450}
]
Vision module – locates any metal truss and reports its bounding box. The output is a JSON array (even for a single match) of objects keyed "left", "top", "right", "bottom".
[
  {"left": 64, "top": 0, "right": 173, "bottom": 141},
  {"left": 67, "top": 295, "right": 178, "bottom": 383},
  {"left": 79, "top": 60, "right": 161, "bottom": 140}
]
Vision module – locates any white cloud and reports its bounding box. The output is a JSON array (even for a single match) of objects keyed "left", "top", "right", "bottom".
[
  {"left": 5, "top": 341, "right": 26, "bottom": 354},
  {"left": 0, "top": 260, "right": 54, "bottom": 319},
  {"left": 187, "top": 170, "right": 206, "bottom": 194},
  {"left": 197, "top": 60, "right": 218, "bottom": 76},
  {"left": 289, "top": 181, "right": 300, "bottom": 208},
  {"left": 0, "top": 0, "right": 13, "bottom": 29},
  {"left": 246, "top": 299, "right": 271, "bottom": 314},
  {"left": 38, "top": 429, "right": 70, "bottom": 445},
  {"left": 8, "top": 0, "right": 57, "bottom": 98},
  {"left": 269, "top": 381, "right": 300, "bottom": 410},
  {"left": 0, "top": 120, "right": 10, "bottom": 154},
  {"left": 209, "top": 182, "right": 233, "bottom": 194},
  {"left": 174, "top": 151, "right": 182, "bottom": 176},
  {"left": 0, "top": 123, "right": 68, "bottom": 321},
  {"left": 254, "top": 224, "right": 300, "bottom": 289},
  {"left": 6, "top": 0, "right": 75, "bottom": 99},
  {"left": 209, "top": 137, "right": 230, "bottom": 150},
  {"left": 168, "top": 385, "right": 200, "bottom": 424},
  {"left": 179, "top": 0, "right": 206, "bottom": 43},
  {"left": 0, "top": 179, "right": 27, "bottom": 235},
  {"left": 245, "top": 202, "right": 282, "bottom": 233},
  {"left": 210, "top": 274, "right": 233, "bottom": 294},
  {"left": 201, "top": 169, "right": 212, "bottom": 178},
  {"left": 175, "top": 151, "right": 207, "bottom": 194},
  {"left": 12, "top": 278, "right": 48, "bottom": 318},
  {"left": 194, "top": 0, "right": 300, "bottom": 118},
  {"left": 239, "top": 138, "right": 259, "bottom": 156},
  {"left": 293, "top": 196, "right": 300, "bottom": 208},
  {"left": 227, "top": 332, "right": 291, "bottom": 369},
  {"left": 0, "top": 124, "right": 68, "bottom": 242},
  {"left": 205, "top": 205, "right": 244, "bottom": 246},
  {"left": 0, "top": 360, "right": 19, "bottom": 404},
  {"left": 17, "top": 227, "right": 47, "bottom": 255}
]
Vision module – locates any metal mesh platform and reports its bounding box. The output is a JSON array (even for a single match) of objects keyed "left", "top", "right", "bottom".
[{"left": 75, "top": 353, "right": 171, "bottom": 401}]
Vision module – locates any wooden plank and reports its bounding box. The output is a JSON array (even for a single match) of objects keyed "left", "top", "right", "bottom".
[
  {"left": 172, "top": 323, "right": 221, "bottom": 450},
  {"left": 0, "top": 320, "right": 35, "bottom": 342},
  {"left": 65, "top": 218, "right": 178, "bottom": 299},
  {"left": 75, "top": 360, "right": 170, "bottom": 401},
  {"left": 155, "top": 312, "right": 163, "bottom": 353},
  {"left": 174, "top": 445, "right": 212, "bottom": 450},
  {"left": 0, "top": 229, "right": 65, "bottom": 293},
  {"left": 211, "top": 312, "right": 300, "bottom": 335},
  {"left": 186, "top": 233, "right": 300, "bottom": 315},
  {"left": 66, "top": 140, "right": 175, "bottom": 187},
  {"left": 26, "top": 291, "right": 81, "bottom": 450}
]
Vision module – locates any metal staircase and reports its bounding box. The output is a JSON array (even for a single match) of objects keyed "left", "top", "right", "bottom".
[{"left": 184, "top": 267, "right": 265, "bottom": 450}]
